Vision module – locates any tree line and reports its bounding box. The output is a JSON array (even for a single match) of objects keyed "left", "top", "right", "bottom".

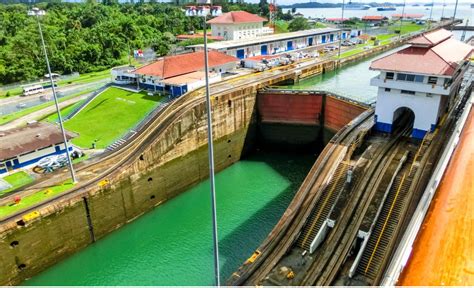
[{"left": 0, "top": 1, "right": 276, "bottom": 85}]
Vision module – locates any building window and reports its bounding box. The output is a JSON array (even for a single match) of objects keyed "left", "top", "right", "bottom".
[
  {"left": 415, "top": 75, "right": 424, "bottom": 82},
  {"left": 428, "top": 76, "right": 438, "bottom": 84},
  {"left": 406, "top": 74, "right": 415, "bottom": 81},
  {"left": 386, "top": 72, "right": 394, "bottom": 80},
  {"left": 385, "top": 88, "right": 391, "bottom": 92},
  {"left": 396, "top": 73, "right": 406, "bottom": 81},
  {"left": 397, "top": 73, "right": 425, "bottom": 83},
  {"left": 401, "top": 90, "right": 416, "bottom": 95}
]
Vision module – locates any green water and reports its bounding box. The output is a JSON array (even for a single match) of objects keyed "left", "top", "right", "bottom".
[
  {"left": 24, "top": 150, "right": 315, "bottom": 285},
  {"left": 285, "top": 47, "right": 406, "bottom": 104}
]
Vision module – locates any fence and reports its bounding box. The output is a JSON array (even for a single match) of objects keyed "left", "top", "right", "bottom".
[{"left": 0, "top": 72, "right": 80, "bottom": 92}]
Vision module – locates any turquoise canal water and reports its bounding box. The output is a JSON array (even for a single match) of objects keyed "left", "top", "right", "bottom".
[
  {"left": 24, "top": 150, "right": 315, "bottom": 285},
  {"left": 284, "top": 47, "right": 407, "bottom": 104}
]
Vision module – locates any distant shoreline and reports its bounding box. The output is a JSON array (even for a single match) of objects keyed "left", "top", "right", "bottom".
[{"left": 279, "top": 2, "right": 471, "bottom": 9}]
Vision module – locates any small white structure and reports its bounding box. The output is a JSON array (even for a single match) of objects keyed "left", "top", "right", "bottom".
[
  {"left": 207, "top": 11, "right": 270, "bottom": 41},
  {"left": 370, "top": 29, "right": 473, "bottom": 139}
]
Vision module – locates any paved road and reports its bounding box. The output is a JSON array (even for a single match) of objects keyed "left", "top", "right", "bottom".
[
  {"left": 0, "top": 92, "right": 91, "bottom": 131},
  {"left": 0, "top": 79, "right": 110, "bottom": 115}
]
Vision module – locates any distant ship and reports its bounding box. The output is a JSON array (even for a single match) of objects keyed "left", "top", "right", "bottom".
[
  {"left": 412, "top": 4, "right": 420, "bottom": 6},
  {"left": 471, "top": 3, "right": 474, "bottom": 8},
  {"left": 377, "top": 5, "right": 396, "bottom": 11},
  {"left": 424, "top": 3, "right": 434, "bottom": 6},
  {"left": 344, "top": 1, "right": 371, "bottom": 10}
]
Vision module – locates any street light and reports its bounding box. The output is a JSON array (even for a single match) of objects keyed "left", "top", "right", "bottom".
[
  {"left": 398, "top": 0, "right": 406, "bottom": 39},
  {"left": 185, "top": 2, "right": 222, "bottom": 286},
  {"left": 28, "top": 7, "right": 77, "bottom": 184},
  {"left": 337, "top": 0, "right": 345, "bottom": 58}
]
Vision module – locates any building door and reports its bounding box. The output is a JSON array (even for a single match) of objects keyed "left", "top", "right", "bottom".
[
  {"left": 322, "top": 35, "right": 326, "bottom": 43},
  {"left": 330, "top": 34, "right": 334, "bottom": 42},
  {"left": 287, "top": 41, "right": 293, "bottom": 50},
  {"left": 342, "top": 32, "right": 346, "bottom": 39},
  {"left": 236, "top": 49, "right": 245, "bottom": 59},
  {"left": 308, "top": 37, "right": 313, "bottom": 46},
  {"left": 261, "top": 45, "right": 268, "bottom": 55}
]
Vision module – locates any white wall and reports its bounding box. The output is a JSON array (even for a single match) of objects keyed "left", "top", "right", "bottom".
[
  {"left": 375, "top": 88, "right": 442, "bottom": 132},
  {"left": 211, "top": 22, "right": 264, "bottom": 40}
]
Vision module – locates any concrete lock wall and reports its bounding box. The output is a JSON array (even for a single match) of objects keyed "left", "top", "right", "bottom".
[
  {"left": 256, "top": 91, "right": 367, "bottom": 146},
  {"left": 0, "top": 87, "right": 258, "bottom": 285}
]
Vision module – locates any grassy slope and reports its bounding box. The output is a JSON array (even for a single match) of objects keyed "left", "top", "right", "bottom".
[
  {"left": 0, "top": 171, "right": 34, "bottom": 196},
  {"left": 64, "top": 87, "right": 162, "bottom": 149}
]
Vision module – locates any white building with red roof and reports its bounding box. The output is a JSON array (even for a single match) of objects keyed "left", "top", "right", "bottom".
[
  {"left": 207, "top": 11, "right": 271, "bottom": 41},
  {"left": 112, "top": 51, "right": 238, "bottom": 97},
  {"left": 370, "top": 29, "right": 472, "bottom": 139}
]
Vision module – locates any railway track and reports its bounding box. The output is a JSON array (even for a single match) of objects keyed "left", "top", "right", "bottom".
[
  {"left": 0, "top": 64, "right": 299, "bottom": 224},
  {"left": 228, "top": 109, "right": 374, "bottom": 285},
  {"left": 300, "top": 113, "right": 415, "bottom": 286}
]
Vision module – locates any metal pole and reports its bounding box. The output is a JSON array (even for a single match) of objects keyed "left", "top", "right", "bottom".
[
  {"left": 337, "top": 0, "right": 345, "bottom": 58},
  {"left": 441, "top": 0, "right": 446, "bottom": 19},
  {"left": 35, "top": 14, "right": 77, "bottom": 183},
  {"left": 398, "top": 0, "right": 406, "bottom": 39},
  {"left": 451, "top": 0, "right": 459, "bottom": 31},
  {"left": 428, "top": 0, "right": 434, "bottom": 29},
  {"left": 203, "top": 14, "right": 221, "bottom": 287}
]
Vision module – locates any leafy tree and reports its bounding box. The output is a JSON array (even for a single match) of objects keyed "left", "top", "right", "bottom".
[
  {"left": 0, "top": 1, "right": 265, "bottom": 85},
  {"left": 288, "top": 17, "right": 310, "bottom": 32}
]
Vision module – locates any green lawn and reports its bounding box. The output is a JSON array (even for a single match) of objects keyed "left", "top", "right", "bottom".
[
  {"left": 43, "top": 99, "right": 86, "bottom": 123},
  {"left": 64, "top": 87, "right": 162, "bottom": 149},
  {"left": 0, "top": 171, "right": 34, "bottom": 196},
  {"left": 0, "top": 180, "right": 74, "bottom": 219},
  {"left": 388, "top": 22, "right": 426, "bottom": 34}
]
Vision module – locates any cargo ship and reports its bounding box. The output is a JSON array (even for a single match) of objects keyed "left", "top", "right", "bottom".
[
  {"left": 377, "top": 5, "right": 396, "bottom": 11},
  {"left": 344, "top": 1, "right": 371, "bottom": 10}
]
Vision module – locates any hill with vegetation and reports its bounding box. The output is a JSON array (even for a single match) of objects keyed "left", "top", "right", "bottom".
[{"left": 0, "top": 0, "right": 275, "bottom": 85}]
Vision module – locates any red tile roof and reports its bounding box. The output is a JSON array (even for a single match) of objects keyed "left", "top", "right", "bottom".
[
  {"left": 362, "top": 16, "right": 386, "bottom": 21},
  {"left": 326, "top": 17, "right": 349, "bottom": 22},
  {"left": 392, "top": 13, "right": 424, "bottom": 19},
  {"left": 207, "top": 11, "right": 266, "bottom": 24},
  {"left": 370, "top": 33, "right": 473, "bottom": 76},
  {"left": 134, "top": 51, "right": 238, "bottom": 79},
  {"left": 409, "top": 28, "right": 452, "bottom": 47}
]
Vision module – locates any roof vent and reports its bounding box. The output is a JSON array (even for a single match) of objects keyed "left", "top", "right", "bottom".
[{"left": 36, "top": 134, "right": 41, "bottom": 138}]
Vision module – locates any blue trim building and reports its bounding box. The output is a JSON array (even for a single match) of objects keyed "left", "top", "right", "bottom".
[{"left": 0, "top": 122, "right": 77, "bottom": 174}]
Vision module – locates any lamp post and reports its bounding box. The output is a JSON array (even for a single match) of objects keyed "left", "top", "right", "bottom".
[
  {"left": 451, "top": 0, "right": 459, "bottom": 31},
  {"left": 398, "top": 0, "right": 406, "bottom": 39},
  {"left": 28, "top": 7, "right": 77, "bottom": 183},
  {"left": 337, "top": 0, "right": 345, "bottom": 58},
  {"left": 185, "top": 3, "right": 222, "bottom": 286},
  {"left": 428, "top": 0, "right": 435, "bottom": 29}
]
